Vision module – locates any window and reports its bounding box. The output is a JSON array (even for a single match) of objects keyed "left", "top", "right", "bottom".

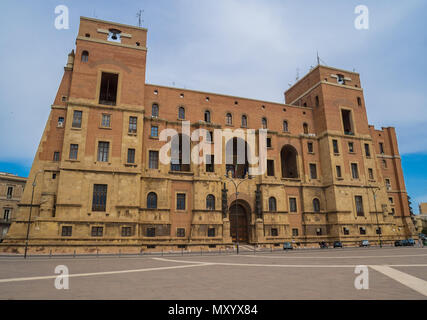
[
  {"left": 269, "top": 197, "right": 277, "bottom": 212},
  {"left": 147, "top": 192, "right": 157, "bottom": 209},
  {"left": 368, "top": 168, "right": 374, "bottom": 180},
  {"left": 150, "top": 126, "right": 158, "bottom": 137},
  {"left": 266, "top": 137, "right": 272, "bottom": 148},
  {"left": 149, "top": 151, "right": 159, "bottom": 169},
  {"left": 122, "top": 227, "right": 132, "bottom": 237},
  {"left": 52, "top": 173, "right": 56, "bottom": 179},
  {"left": 267, "top": 160, "right": 275, "bottom": 177},
  {"left": 315, "top": 96, "right": 319, "bottom": 107},
  {"left": 170, "top": 134, "right": 190, "bottom": 172},
  {"left": 53, "top": 151, "right": 60, "bottom": 162},
  {"left": 332, "top": 140, "right": 339, "bottom": 154},
  {"left": 289, "top": 198, "right": 297, "bottom": 212},
  {"left": 343, "top": 227, "right": 350, "bottom": 235},
  {"left": 385, "top": 179, "right": 391, "bottom": 190},
  {"left": 152, "top": 104, "right": 159, "bottom": 117},
  {"left": 359, "top": 227, "right": 366, "bottom": 235},
  {"left": 108, "top": 28, "right": 121, "bottom": 42},
  {"left": 206, "top": 155, "right": 214, "bottom": 173},
  {"left": 283, "top": 120, "right": 289, "bottom": 132},
  {"left": 364, "top": 144, "right": 371, "bottom": 157},
  {"left": 99, "top": 72, "right": 118, "bottom": 106},
  {"left": 146, "top": 227, "right": 155, "bottom": 237},
  {"left": 241, "top": 115, "right": 247, "bottom": 127},
  {"left": 3, "top": 209, "right": 11, "bottom": 220},
  {"left": 69, "top": 144, "right": 78, "bottom": 160},
  {"left": 281, "top": 145, "right": 299, "bottom": 178},
  {"left": 127, "top": 148, "right": 135, "bottom": 164},
  {"left": 336, "top": 165, "right": 342, "bottom": 178},
  {"left": 101, "top": 114, "right": 111, "bottom": 128},
  {"left": 91, "top": 227, "right": 104, "bottom": 237},
  {"left": 97, "top": 141, "right": 109, "bottom": 162},
  {"left": 57, "top": 117, "right": 65, "bottom": 127},
  {"left": 391, "top": 208, "right": 395, "bottom": 215},
  {"left": 92, "top": 184, "right": 107, "bottom": 212},
  {"left": 208, "top": 228, "right": 215, "bottom": 237},
  {"left": 357, "top": 97, "right": 362, "bottom": 107},
  {"left": 204, "top": 110, "right": 211, "bottom": 123},
  {"left": 177, "top": 228, "right": 185, "bottom": 237},
  {"left": 348, "top": 142, "right": 354, "bottom": 153},
  {"left": 341, "top": 109, "right": 353, "bottom": 135},
  {"left": 271, "top": 228, "right": 278, "bottom": 237},
  {"left": 389, "top": 197, "right": 394, "bottom": 204},
  {"left": 178, "top": 107, "right": 185, "bottom": 120},
  {"left": 292, "top": 228, "right": 299, "bottom": 237},
  {"left": 355, "top": 196, "right": 364, "bottom": 216},
  {"left": 316, "top": 228, "right": 322, "bottom": 236},
  {"left": 81, "top": 50, "right": 89, "bottom": 62},
  {"left": 262, "top": 117, "right": 267, "bottom": 129},
  {"left": 376, "top": 227, "right": 382, "bottom": 235},
  {"left": 72, "top": 110, "right": 82, "bottom": 128},
  {"left": 309, "top": 164, "right": 317, "bottom": 179},
  {"left": 206, "top": 131, "right": 213, "bottom": 143},
  {"left": 351, "top": 163, "right": 359, "bottom": 179},
  {"left": 129, "top": 116, "right": 137, "bottom": 133},
  {"left": 226, "top": 113, "right": 232, "bottom": 125},
  {"left": 382, "top": 159, "right": 388, "bottom": 169},
  {"left": 61, "top": 226, "right": 72, "bottom": 237},
  {"left": 379, "top": 142, "right": 385, "bottom": 154},
  {"left": 177, "top": 193, "right": 186, "bottom": 210},
  {"left": 206, "top": 194, "right": 215, "bottom": 210},
  {"left": 307, "top": 142, "right": 313, "bottom": 153},
  {"left": 313, "top": 198, "right": 320, "bottom": 212},
  {"left": 303, "top": 123, "right": 308, "bottom": 134},
  {"left": 337, "top": 74, "right": 345, "bottom": 85}
]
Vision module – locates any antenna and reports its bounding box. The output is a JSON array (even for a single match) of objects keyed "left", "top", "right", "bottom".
[
  {"left": 296, "top": 68, "right": 300, "bottom": 81},
  {"left": 136, "top": 9, "right": 144, "bottom": 27},
  {"left": 317, "top": 51, "right": 320, "bottom": 66}
]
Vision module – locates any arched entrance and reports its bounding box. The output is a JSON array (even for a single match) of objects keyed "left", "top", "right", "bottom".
[{"left": 229, "top": 200, "right": 250, "bottom": 243}]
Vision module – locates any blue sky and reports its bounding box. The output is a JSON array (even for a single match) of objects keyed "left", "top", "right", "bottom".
[{"left": 1, "top": 0, "right": 426, "bottom": 213}]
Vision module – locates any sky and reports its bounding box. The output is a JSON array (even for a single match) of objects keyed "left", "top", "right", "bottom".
[{"left": 0, "top": 0, "right": 426, "bottom": 213}]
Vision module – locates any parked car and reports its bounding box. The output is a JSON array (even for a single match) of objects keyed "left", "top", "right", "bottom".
[
  {"left": 283, "top": 242, "right": 293, "bottom": 250},
  {"left": 333, "top": 241, "right": 343, "bottom": 248},
  {"left": 406, "top": 238, "right": 415, "bottom": 246},
  {"left": 394, "top": 240, "right": 403, "bottom": 246},
  {"left": 319, "top": 241, "right": 328, "bottom": 249},
  {"left": 360, "top": 240, "right": 370, "bottom": 247},
  {"left": 401, "top": 239, "right": 409, "bottom": 246}
]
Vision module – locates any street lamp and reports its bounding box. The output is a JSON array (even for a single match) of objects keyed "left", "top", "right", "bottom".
[
  {"left": 369, "top": 185, "right": 382, "bottom": 248},
  {"left": 224, "top": 165, "right": 251, "bottom": 254},
  {"left": 24, "top": 170, "right": 43, "bottom": 259}
]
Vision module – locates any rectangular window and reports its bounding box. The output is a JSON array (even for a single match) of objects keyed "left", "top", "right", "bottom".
[
  {"left": 91, "top": 227, "right": 104, "bottom": 237},
  {"left": 151, "top": 126, "right": 158, "bottom": 137},
  {"left": 129, "top": 116, "right": 137, "bottom": 133},
  {"left": 72, "top": 111, "right": 82, "bottom": 128},
  {"left": 364, "top": 144, "right": 371, "bottom": 157},
  {"left": 101, "top": 114, "right": 111, "bottom": 127},
  {"left": 127, "top": 148, "right": 135, "bottom": 164},
  {"left": 7, "top": 187, "right": 13, "bottom": 199},
  {"left": 332, "top": 139, "right": 339, "bottom": 154},
  {"left": 99, "top": 72, "right": 118, "bottom": 106},
  {"left": 316, "top": 228, "right": 322, "bottom": 236},
  {"left": 382, "top": 159, "right": 388, "bottom": 169},
  {"left": 343, "top": 227, "right": 350, "bottom": 235},
  {"left": 266, "top": 137, "right": 272, "bottom": 148},
  {"left": 289, "top": 198, "right": 297, "bottom": 212},
  {"left": 69, "top": 144, "right": 78, "bottom": 160},
  {"left": 267, "top": 160, "right": 275, "bottom": 177},
  {"left": 389, "top": 197, "right": 394, "bottom": 204},
  {"left": 309, "top": 163, "right": 317, "bottom": 179},
  {"left": 121, "top": 227, "right": 132, "bottom": 237},
  {"left": 177, "top": 193, "right": 186, "bottom": 210},
  {"left": 149, "top": 151, "right": 159, "bottom": 169},
  {"left": 341, "top": 109, "right": 353, "bottom": 135},
  {"left": 307, "top": 142, "right": 313, "bottom": 153},
  {"left": 385, "top": 179, "right": 391, "bottom": 190},
  {"left": 292, "top": 228, "right": 299, "bottom": 237},
  {"left": 146, "top": 227, "right": 155, "bottom": 237},
  {"left": 206, "top": 131, "right": 213, "bottom": 143},
  {"left": 336, "top": 165, "right": 342, "bottom": 178},
  {"left": 379, "top": 142, "right": 385, "bottom": 154},
  {"left": 97, "top": 141, "right": 109, "bottom": 162},
  {"left": 351, "top": 163, "right": 359, "bottom": 179},
  {"left": 92, "top": 184, "right": 107, "bottom": 212},
  {"left": 3, "top": 209, "right": 11, "bottom": 220},
  {"left": 206, "top": 155, "right": 214, "bottom": 172},
  {"left": 61, "top": 226, "right": 72, "bottom": 237},
  {"left": 177, "top": 228, "right": 185, "bottom": 237},
  {"left": 348, "top": 142, "right": 354, "bottom": 153},
  {"left": 376, "top": 227, "right": 382, "bottom": 235},
  {"left": 271, "top": 228, "right": 278, "bottom": 237},
  {"left": 355, "top": 196, "right": 364, "bottom": 216},
  {"left": 359, "top": 227, "right": 366, "bottom": 235},
  {"left": 208, "top": 228, "right": 215, "bottom": 237},
  {"left": 53, "top": 151, "right": 60, "bottom": 162},
  {"left": 368, "top": 168, "right": 374, "bottom": 180}
]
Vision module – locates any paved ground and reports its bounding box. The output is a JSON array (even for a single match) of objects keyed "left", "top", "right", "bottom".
[{"left": 0, "top": 247, "right": 426, "bottom": 299}]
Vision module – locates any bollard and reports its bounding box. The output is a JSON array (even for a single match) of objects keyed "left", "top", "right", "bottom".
[
  {"left": 49, "top": 249, "right": 52, "bottom": 258},
  {"left": 97, "top": 248, "right": 99, "bottom": 258},
  {"left": 73, "top": 250, "right": 76, "bottom": 258},
  {"left": 254, "top": 245, "right": 256, "bottom": 254},
  {"left": 119, "top": 249, "right": 121, "bottom": 258}
]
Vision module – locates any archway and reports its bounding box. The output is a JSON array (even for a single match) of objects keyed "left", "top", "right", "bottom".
[
  {"left": 229, "top": 200, "right": 250, "bottom": 243},
  {"left": 281, "top": 145, "right": 299, "bottom": 178}
]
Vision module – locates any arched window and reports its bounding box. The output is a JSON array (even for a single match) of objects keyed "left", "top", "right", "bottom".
[
  {"left": 283, "top": 120, "right": 289, "bottom": 132},
  {"left": 313, "top": 198, "right": 320, "bottom": 213},
  {"left": 152, "top": 103, "right": 159, "bottom": 117},
  {"left": 81, "top": 50, "right": 89, "bottom": 63},
  {"left": 281, "top": 145, "right": 299, "bottom": 178},
  {"left": 206, "top": 194, "right": 215, "bottom": 210},
  {"left": 241, "top": 115, "right": 247, "bottom": 127},
  {"left": 269, "top": 197, "right": 277, "bottom": 212},
  {"left": 147, "top": 192, "right": 157, "bottom": 209},
  {"left": 204, "top": 110, "right": 211, "bottom": 123},
  {"left": 262, "top": 117, "right": 267, "bottom": 129},
  {"left": 178, "top": 107, "right": 185, "bottom": 120},
  {"left": 315, "top": 96, "right": 319, "bottom": 107},
  {"left": 226, "top": 113, "right": 232, "bottom": 125},
  {"left": 303, "top": 123, "right": 309, "bottom": 134}
]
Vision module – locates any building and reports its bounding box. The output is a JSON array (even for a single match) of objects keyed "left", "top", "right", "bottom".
[
  {"left": 0, "top": 172, "right": 26, "bottom": 241},
  {"left": 415, "top": 203, "right": 427, "bottom": 234},
  {"left": 1, "top": 17, "right": 416, "bottom": 254}
]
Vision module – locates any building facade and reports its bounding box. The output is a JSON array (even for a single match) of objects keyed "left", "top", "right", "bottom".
[
  {"left": 2, "top": 17, "right": 416, "bottom": 253},
  {"left": 0, "top": 173, "right": 26, "bottom": 241}
]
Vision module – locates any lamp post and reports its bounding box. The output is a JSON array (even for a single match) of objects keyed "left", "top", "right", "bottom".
[
  {"left": 224, "top": 165, "right": 251, "bottom": 255},
  {"left": 24, "top": 170, "right": 43, "bottom": 259},
  {"left": 369, "top": 185, "right": 382, "bottom": 248}
]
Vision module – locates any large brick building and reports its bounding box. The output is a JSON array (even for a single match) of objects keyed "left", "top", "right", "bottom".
[{"left": 2, "top": 17, "right": 416, "bottom": 253}]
